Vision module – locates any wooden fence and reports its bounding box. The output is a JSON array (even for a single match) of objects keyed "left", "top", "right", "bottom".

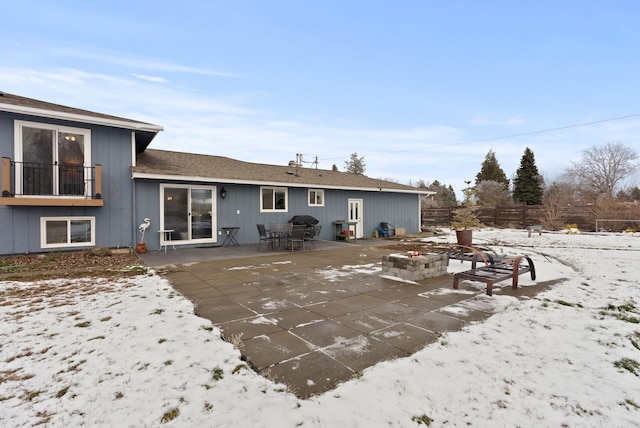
[{"left": 422, "top": 204, "right": 599, "bottom": 231}]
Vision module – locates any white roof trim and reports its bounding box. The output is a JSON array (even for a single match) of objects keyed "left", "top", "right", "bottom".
[
  {"left": 0, "top": 103, "right": 163, "bottom": 133},
  {"left": 131, "top": 172, "right": 434, "bottom": 195}
]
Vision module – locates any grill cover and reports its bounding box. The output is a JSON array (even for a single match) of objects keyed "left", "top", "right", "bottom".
[{"left": 289, "top": 215, "right": 320, "bottom": 226}]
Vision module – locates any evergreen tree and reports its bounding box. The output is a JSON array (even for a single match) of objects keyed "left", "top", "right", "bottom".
[
  {"left": 445, "top": 185, "right": 457, "bottom": 206},
  {"left": 345, "top": 152, "right": 366, "bottom": 175},
  {"left": 615, "top": 186, "right": 640, "bottom": 202},
  {"left": 423, "top": 180, "right": 458, "bottom": 206},
  {"left": 451, "top": 182, "right": 483, "bottom": 230},
  {"left": 513, "top": 147, "right": 544, "bottom": 205},
  {"left": 475, "top": 150, "right": 509, "bottom": 188}
]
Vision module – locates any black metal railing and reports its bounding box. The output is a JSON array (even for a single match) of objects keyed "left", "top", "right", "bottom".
[{"left": 6, "top": 160, "right": 99, "bottom": 198}]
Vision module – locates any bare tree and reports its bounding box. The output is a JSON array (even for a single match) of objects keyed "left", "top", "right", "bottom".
[
  {"left": 566, "top": 141, "right": 639, "bottom": 199},
  {"left": 542, "top": 180, "right": 577, "bottom": 230},
  {"left": 475, "top": 180, "right": 512, "bottom": 206}
]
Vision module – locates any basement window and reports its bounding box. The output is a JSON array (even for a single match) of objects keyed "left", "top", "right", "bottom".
[{"left": 40, "top": 216, "right": 95, "bottom": 248}]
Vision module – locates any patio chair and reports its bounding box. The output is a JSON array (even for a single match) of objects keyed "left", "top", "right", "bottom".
[
  {"left": 256, "top": 224, "right": 277, "bottom": 251},
  {"left": 377, "top": 222, "right": 394, "bottom": 238},
  {"left": 287, "top": 224, "right": 307, "bottom": 252},
  {"left": 304, "top": 224, "right": 322, "bottom": 249}
]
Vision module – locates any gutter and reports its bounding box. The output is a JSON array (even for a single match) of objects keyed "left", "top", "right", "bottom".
[
  {"left": 0, "top": 103, "right": 163, "bottom": 133},
  {"left": 131, "top": 172, "right": 435, "bottom": 195}
]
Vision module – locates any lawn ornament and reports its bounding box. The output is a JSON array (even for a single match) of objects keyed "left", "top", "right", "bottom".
[{"left": 139, "top": 218, "right": 151, "bottom": 243}]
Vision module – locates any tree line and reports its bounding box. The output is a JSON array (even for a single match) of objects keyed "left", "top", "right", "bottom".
[
  {"left": 344, "top": 141, "right": 639, "bottom": 207},
  {"left": 414, "top": 141, "right": 639, "bottom": 208}
]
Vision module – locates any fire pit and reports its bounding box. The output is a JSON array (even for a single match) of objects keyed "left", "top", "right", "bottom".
[{"left": 381, "top": 252, "right": 448, "bottom": 282}]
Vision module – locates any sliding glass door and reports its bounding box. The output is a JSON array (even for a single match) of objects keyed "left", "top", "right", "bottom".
[
  {"left": 161, "top": 184, "right": 216, "bottom": 244},
  {"left": 191, "top": 188, "right": 213, "bottom": 239}
]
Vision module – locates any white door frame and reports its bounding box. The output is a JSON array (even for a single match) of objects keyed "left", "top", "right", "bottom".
[
  {"left": 159, "top": 184, "right": 217, "bottom": 245},
  {"left": 348, "top": 198, "right": 364, "bottom": 238}
]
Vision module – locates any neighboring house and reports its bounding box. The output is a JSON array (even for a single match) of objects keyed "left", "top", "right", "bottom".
[{"left": 1, "top": 91, "right": 432, "bottom": 255}]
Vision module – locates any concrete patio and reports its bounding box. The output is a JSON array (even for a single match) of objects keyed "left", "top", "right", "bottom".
[{"left": 140, "top": 238, "right": 549, "bottom": 399}]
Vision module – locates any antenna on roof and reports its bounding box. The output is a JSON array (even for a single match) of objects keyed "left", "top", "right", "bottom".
[{"left": 297, "top": 153, "right": 319, "bottom": 169}]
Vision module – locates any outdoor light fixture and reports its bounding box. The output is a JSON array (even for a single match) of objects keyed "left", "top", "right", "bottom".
[{"left": 220, "top": 187, "right": 227, "bottom": 199}]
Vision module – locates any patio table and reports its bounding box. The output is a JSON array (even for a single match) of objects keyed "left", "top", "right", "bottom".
[
  {"left": 221, "top": 226, "right": 240, "bottom": 246},
  {"left": 266, "top": 223, "right": 292, "bottom": 250},
  {"left": 158, "top": 229, "right": 175, "bottom": 253}
]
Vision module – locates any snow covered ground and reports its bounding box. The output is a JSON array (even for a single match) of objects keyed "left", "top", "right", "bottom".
[{"left": 2, "top": 228, "right": 640, "bottom": 427}]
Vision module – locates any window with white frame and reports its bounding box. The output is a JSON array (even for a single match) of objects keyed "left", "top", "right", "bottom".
[
  {"left": 308, "top": 189, "right": 324, "bottom": 206},
  {"left": 260, "top": 186, "right": 288, "bottom": 212},
  {"left": 41, "top": 216, "right": 95, "bottom": 248},
  {"left": 15, "top": 120, "right": 91, "bottom": 197}
]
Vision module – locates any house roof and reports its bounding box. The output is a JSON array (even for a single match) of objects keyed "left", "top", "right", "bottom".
[
  {"left": 133, "top": 149, "right": 432, "bottom": 194},
  {"left": 0, "top": 91, "right": 163, "bottom": 151}
]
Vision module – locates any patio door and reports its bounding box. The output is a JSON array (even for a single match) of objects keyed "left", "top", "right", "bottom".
[
  {"left": 348, "top": 198, "right": 363, "bottom": 238},
  {"left": 161, "top": 184, "right": 216, "bottom": 244}
]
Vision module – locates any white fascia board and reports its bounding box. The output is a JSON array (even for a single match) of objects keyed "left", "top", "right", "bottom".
[
  {"left": 131, "top": 132, "right": 137, "bottom": 167},
  {"left": 0, "top": 103, "right": 163, "bottom": 133},
  {"left": 406, "top": 190, "right": 437, "bottom": 196},
  {"left": 131, "top": 172, "right": 432, "bottom": 195}
]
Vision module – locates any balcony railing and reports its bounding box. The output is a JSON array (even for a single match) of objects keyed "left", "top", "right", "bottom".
[{"left": 1, "top": 157, "right": 103, "bottom": 206}]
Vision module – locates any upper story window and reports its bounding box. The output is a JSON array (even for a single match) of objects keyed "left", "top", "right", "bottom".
[
  {"left": 14, "top": 121, "right": 91, "bottom": 197},
  {"left": 260, "top": 186, "right": 287, "bottom": 212},
  {"left": 308, "top": 189, "right": 324, "bottom": 206}
]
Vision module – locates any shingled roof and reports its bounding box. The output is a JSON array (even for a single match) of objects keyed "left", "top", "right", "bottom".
[
  {"left": 134, "top": 149, "right": 430, "bottom": 194},
  {"left": 0, "top": 91, "right": 162, "bottom": 151}
]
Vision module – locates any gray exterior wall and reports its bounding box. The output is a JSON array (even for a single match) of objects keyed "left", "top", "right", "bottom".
[
  {"left": 0, "top": 112, "right": 136, "bottom": 255},
  {"left": 134, "top": 179, "right": 420, "bottom": 250},
  {"left": 0, "top": 107, "right": 421, "bottom": 256}
]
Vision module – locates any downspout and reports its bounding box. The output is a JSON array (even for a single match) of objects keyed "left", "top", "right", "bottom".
[
  {"left": 131, "top": 170, "right": 136, "bottom": 251},
  {"left": 131, "top": 132, "right": 137, "bottom": 252}
]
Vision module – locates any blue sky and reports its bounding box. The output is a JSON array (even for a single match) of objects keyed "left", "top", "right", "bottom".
[{"left": 2, "top": 1, "right": 639, "bottom": 197}]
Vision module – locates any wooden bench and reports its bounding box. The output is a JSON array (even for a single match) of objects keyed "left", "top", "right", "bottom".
[
  {"left": 453, "top": 254, "right": 536, "bottom": 296},
  {"left": 525, "top": 225, "right": 542, "bottom": 237}
]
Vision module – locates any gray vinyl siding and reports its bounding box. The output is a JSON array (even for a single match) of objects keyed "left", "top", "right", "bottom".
[
  {"left": 285, "top": 188, "right": 419, "bottom": 238},
  {"left": 132, "top": 179, "right": 162, "bottom": 249},
  {"left": 133, "top": 180, "right": 420, "bottom": 249},
  {"left": 0, "top": 205, "right": 106, "bottom": 255},
  {"left": 94, "top": 126, "right": 136, "bottom": 249},
  {"left": 0, "top": 113, "right": 135, "bottom": 254},
  {"left": 251, "top": 186, "right": 419, "bottom": 241}
]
